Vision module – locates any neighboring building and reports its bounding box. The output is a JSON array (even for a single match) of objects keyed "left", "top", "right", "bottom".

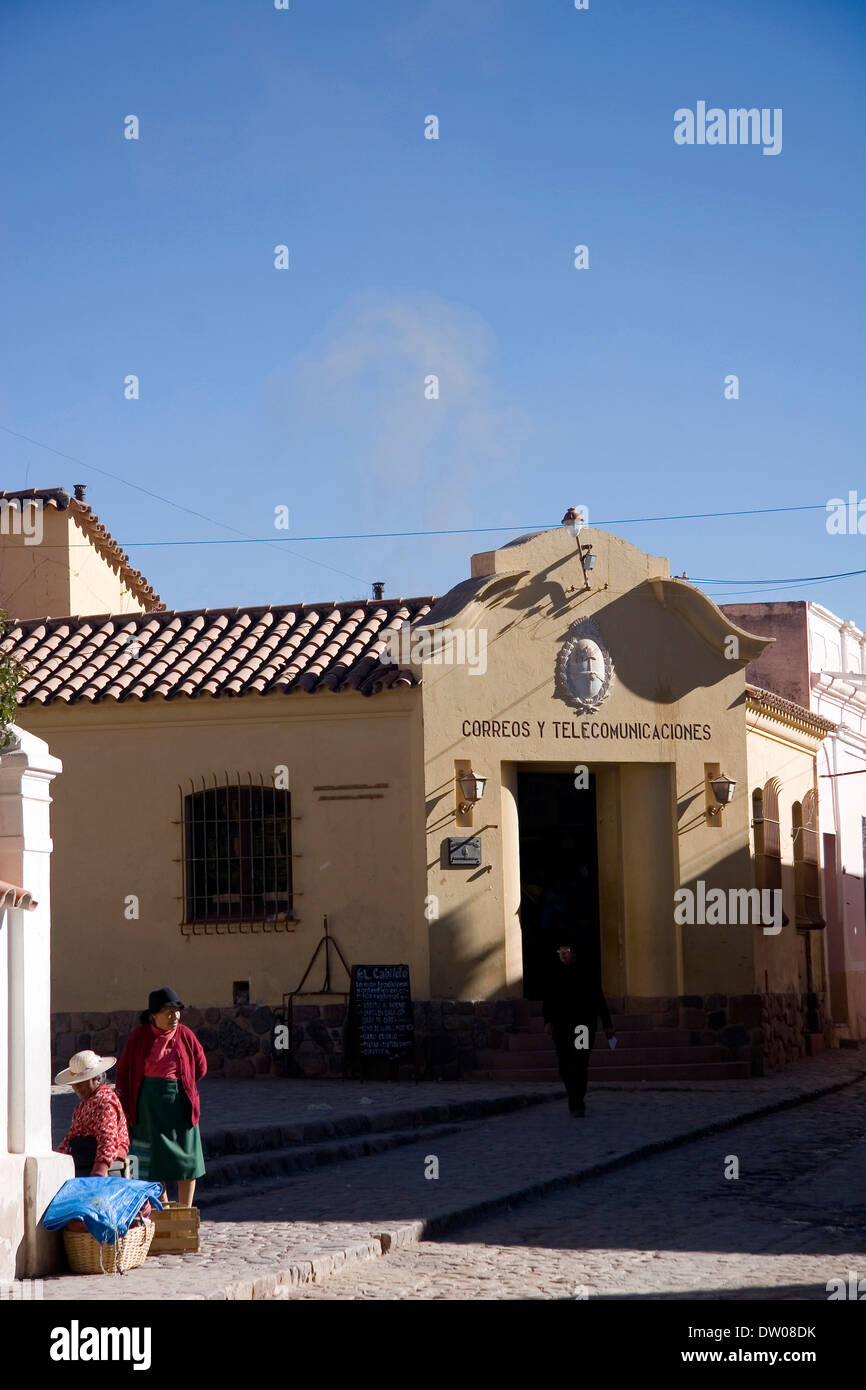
[
  {"left": 723, "top": 601, "right": 866, "bottom": 1041},
  {"left": 0, "top": 486, "right": 161, "bottom": 620},
  {"left": 0, "top": 489, "right": 845, "bottom": 1080},
  {"left": 742, "top": 685, "right": 834, "bottom": 1066}
]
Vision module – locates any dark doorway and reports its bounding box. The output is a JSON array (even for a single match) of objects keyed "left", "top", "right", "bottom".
[{"left": 517, "top": 771, "right": 601, "bottom": 1000}]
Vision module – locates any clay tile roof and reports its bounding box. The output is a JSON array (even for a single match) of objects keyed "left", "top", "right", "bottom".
[
  {"left": 746, "top": 684, "right": 836, "bottom": 735},
  {"left": 2, "top": 598, "right": 434, "bottom": 705},
  {"left": 0, "top": 487, "right": 164, "bottom": 611}
]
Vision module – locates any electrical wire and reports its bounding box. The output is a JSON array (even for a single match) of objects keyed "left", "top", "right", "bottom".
[
  {"left": 0, "top": 425, "right": 369, "bottom": 587},
  {"left": 2, "top": 423, "right": 859, "bottom": 592}
]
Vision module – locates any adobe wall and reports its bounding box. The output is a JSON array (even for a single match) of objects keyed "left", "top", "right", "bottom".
[{"left": 21, "top": 690, "right": 427, "bottom": 1012}]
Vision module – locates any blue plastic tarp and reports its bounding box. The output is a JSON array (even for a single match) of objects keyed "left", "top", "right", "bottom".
[{"left": 43, "top": 1177, "right": 164, "bottom": 1245}]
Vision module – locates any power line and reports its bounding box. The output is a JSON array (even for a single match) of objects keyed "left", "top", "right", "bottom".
[
  {"left": 3, "top": 423, "right": 858, "bottom": 591},
  {"left": 15, "top": 539, "right": 866, "bottom": 595},
  {"left": 602, "top": 503, "right": 826, "bottom": 525},
  {"left": 0, "top": 425, "right": 833, "bottom": 538},
  {"left": 0, "top": 424, "right": 369, "bottom": 587},
  {"left": 697, "top": 567, "right": 866, "bottom": 585}
]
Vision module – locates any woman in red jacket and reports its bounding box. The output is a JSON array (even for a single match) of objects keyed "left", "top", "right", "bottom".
[{"left": 116, "top": 987, "right": 207, "bottom": 1207}]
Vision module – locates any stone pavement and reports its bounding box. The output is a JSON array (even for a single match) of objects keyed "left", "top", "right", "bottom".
[
  {"left": 50, "top": 1076, "right": 562, "bottom": 1152},
  {"left": 286, "top": 1078, "right": 866, "bottom": 1300},
  {"left": 39, "top": 1049, "right": 866, "bottom": 1300},
  {"left": 51, "top": 1077, "right": 564, "bottom": 1198}
]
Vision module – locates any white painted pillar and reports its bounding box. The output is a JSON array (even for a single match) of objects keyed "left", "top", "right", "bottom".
[
  {"left": 0, "top": 725, "right": 72, "bottom": 1279},
  {"left": 0, "top": 906, "right": 8, "bottom": 1156}
]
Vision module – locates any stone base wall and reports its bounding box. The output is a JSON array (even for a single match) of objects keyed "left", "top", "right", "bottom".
[
  {"left": 51, "top": 1005, "right": 279, "bottom": 1083},
  {"left": 50, "top": 990, "right": 832, "bottom": 1084}
]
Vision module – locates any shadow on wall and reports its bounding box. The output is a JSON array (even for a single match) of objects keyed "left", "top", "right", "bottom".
[
  {"left": 428, "top": 905, "right": 508, "bottom": 1000},
  {"left": 431, "top": 566, "right": 750, "bottom": 705},
  {"left": 573, "top": 587, "right": 743, "bottom": 704}
]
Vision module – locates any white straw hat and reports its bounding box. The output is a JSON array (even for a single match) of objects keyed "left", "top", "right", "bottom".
[{"left": 54, "top": 1049, "right": 116, "bottom": 1086}]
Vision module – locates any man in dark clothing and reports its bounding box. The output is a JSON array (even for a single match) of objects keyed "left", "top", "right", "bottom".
[{"left": 542, "top": 931, "right": 614, "bottom": 1118}]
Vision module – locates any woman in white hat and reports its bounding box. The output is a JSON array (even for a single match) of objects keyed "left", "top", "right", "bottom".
[{"left": 55, "top": 1050, "right": 130, "bottom": 1177}]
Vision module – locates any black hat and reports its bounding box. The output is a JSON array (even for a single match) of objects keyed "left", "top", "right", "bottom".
[{"left": 147, "top": 986, "right": 185, "bottom": 1014}]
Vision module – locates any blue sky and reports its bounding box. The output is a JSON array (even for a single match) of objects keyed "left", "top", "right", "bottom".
[{"left": 1, "top": 0, "right": 864, "bottom": 619}]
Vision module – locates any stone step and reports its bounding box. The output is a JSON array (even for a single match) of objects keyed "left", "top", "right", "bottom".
[
  {"left": 500, "top": 1028, "right": 697, "bottom": 1052},
  {"left": 527, "top": 1012, "right": 657, "bottom": 1034},
  {"left": 480, "top": 1049, "right": 555, "bottom": 1069},
  {"left": 480, "top": 1045, "right": 740, "bottom": 1070},
  {"left": 592, "top": 1061, "right": 752, "bottom": 1082},
  {"left": 501, "top": 1031, "right": 558, "bottom": 1050},
  {"left": 468, "top": 1061, "right": 752, "bottom": 1083},
  {"left": 202, "top": 1120, "right": 467, "bottom": 1194},
  {"left": 199, "top": 1089, "right": 558, "bottom": 1160},
  {"left": 590, "top": 1045, "right": 738, "bottom": 1067},
  {"left": 467, "top": 1068, "right": 561, "bottom": 1083}
]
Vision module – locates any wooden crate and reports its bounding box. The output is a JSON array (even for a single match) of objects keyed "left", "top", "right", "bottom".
[{"left": 147, "top": 1202, "right": 200, "bottom": 1255}]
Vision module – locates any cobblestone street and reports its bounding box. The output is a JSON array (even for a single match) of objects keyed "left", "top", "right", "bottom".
[
  {"left": 38, "top": 1052, "right": 866, "bottom": 1300},
  {"left": 284, "top": 1077, "right": 866, "bottom": 1300}
]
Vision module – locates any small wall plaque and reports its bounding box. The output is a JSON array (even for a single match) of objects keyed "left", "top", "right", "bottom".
[{"left": 447, "top": 836, "right": 482, "bottom": 867}]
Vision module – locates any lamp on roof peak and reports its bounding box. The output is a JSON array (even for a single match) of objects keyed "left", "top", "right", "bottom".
[
  {"left": 561, "top": 506, "right": 596, "bottom": 586},
  {"left": 561, "top": 506, "right": 587, "bottom": 539}
]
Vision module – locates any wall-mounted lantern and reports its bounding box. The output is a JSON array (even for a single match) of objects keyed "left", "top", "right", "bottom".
[
  {"left": 708, "top": 772, "right": 736, "bottom": 812},
  {"left": 457, "top": 770, "right": 487, "bottom": 814}
]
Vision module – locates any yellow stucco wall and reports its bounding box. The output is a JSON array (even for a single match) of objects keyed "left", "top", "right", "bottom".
[
  {"left": 67, "top": 517, "right": 147, "bottom": 617},
  {"left": 0, "top": 508, "right": 148, "bottom": 620},
  {"left": 0, "top": 507, "right": 74, "bottom": 619},
  {"left": 420, "top": 527, "right": 765, "bottom": 1002},
  {"left": 14, "top": 523, "right": 833, "bottom": 1015},
  {"left": 745, "top": 720, "right": 826, "bottom": 998},
  {"left": 19, "top": 692, "right": 426, "bottom": 1012}
]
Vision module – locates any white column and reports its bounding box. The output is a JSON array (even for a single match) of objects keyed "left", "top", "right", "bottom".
[
  {"left": 0, "top": 905, "right": 8, "bottom": 1154},
  {"left": 0, "top": 733, "right": 60, "bottom": 1154},
  {"left": 0, "top": 725, "right": 72, "bottom": 1279}
]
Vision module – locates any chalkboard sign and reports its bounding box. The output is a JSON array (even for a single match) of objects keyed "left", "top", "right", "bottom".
[{"left": 347, "top": 964, "right": 414, "bottom": 1061}]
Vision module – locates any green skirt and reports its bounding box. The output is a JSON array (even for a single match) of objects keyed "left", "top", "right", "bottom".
[{"left": 130, "top": 1078, "right": 205, "bottom": 1182}]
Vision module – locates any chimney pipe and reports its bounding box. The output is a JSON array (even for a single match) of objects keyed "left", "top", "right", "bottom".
[
  {"left": 372, "top": 582, "right": 385, "bottom": 600},
  {"left": 73, "top": 484, "right": 87, "bottom": 502}
]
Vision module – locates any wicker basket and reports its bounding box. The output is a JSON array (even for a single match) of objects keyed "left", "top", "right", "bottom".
[{"left": 63, "top": 1217, "right": 155, "bottom": 1274}]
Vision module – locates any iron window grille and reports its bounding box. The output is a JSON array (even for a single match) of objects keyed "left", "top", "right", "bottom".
[
  {"left": 792, "top": 790, "right": 825, "bottom": 930},
  {"left": 752, "top": 779, "right": 783, "bottom": 896},
  {"left": 180, "top": 774, "right": 294, "bottom": 932}
]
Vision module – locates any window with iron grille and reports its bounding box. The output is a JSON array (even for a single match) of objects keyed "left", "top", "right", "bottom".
[
  {"left": 793, "top": 791, "right": 824, "bottom": 930},
  {"left": 183, "top": 785, "right": 293, "bottom": 925},
  {"left": 752, "top": 779, "right": 782, "bottom": 895}
]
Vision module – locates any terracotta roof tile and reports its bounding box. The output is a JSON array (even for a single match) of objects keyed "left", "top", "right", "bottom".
[{"left": 3, "top": 598, "right": 434, "bottom": 705}]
